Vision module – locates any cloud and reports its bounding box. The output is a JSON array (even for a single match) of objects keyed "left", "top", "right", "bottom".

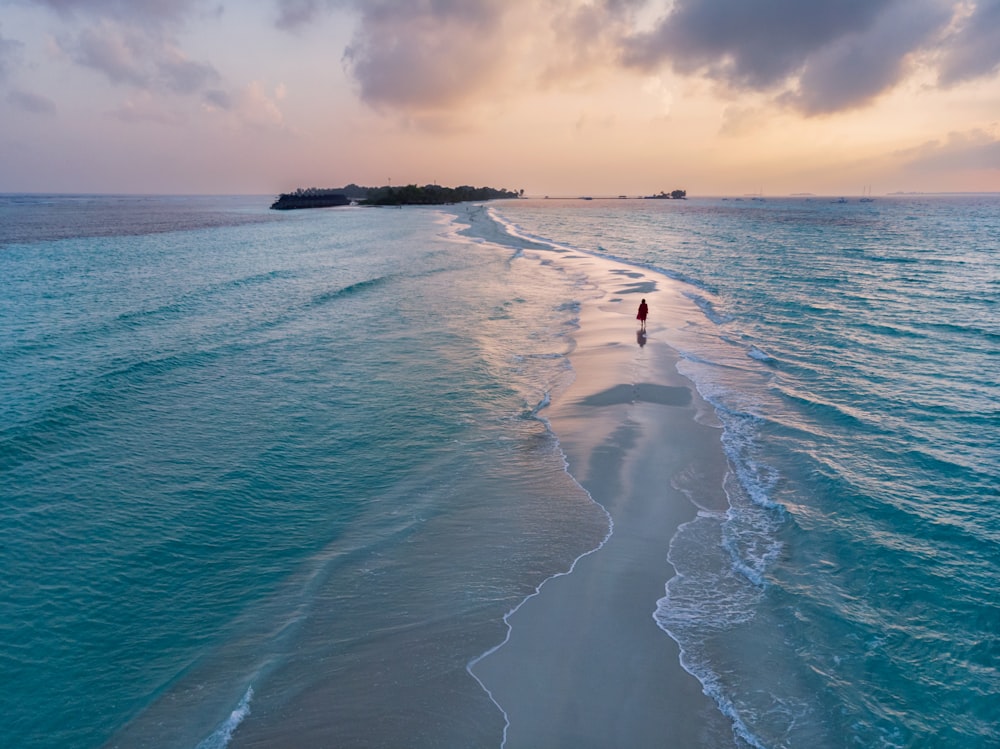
[
  {"left": 65, "top": 20, "right": 219, "bottom": 93},
  {"left": 341, "top": 0, "right": 513, "bottom": 112},
  {"left": 201, "top": 80, "right": 288, "bottom": 132},
  {"left": 303, "top": 0, "right": 1000, "bottom": 120},
  {"left": 275, "top": 0, "right": 334, "bottom": 31},
  {"left": 231, "top": 80, "right": 287, "bottom": 130},
  {"left": 107, "top": 91, "right": 183, "bottom": 123},
  {"left": 157, "top": 46, "right": 218, "bottom": 94},
  {"left": 2, "top": 24, "right": 56, "bottom": 116},
  {"left": 25, "top": 0, "right": 996, "bottom": 126},
  {"left": 641, "top": 76, "right": 674, "bottom": 118},
  {"left": 533, "top": 1, "right": 642, "bottom": 88},
  {"left": 619, "top": 0, "right": 1000, "bottom": 114},
  {"left": 622, "top": 0, "right": 900, "bottom": 88},
  {"left": 22, "top": 0, "right": 223, "bottom": 98},
  {"left": 719, "top": 104, "right": 768, "bottom": 137},
  {"left": 780, "top": 0, "right": 952, "bottom": 114},
  {"left": 277, "top": 0, "right": 641, "bottom": 120},
  {"left": 937, "top": 0, "right": 1000, "bottom": 85},
  {"left": 0, "top": 26, "right": 25, "bottom": 81},
  {"left": 102, "top": 79, "right": 287, "bottom": 131},
  {"left": 7, "top": 88, "right": 57, "bottom": 113},
  {"left": 896, "top": 129, "right": 1000, "bottom": 173},
  {"left": 70, "top": 22, "right": 149, "bottom": 86},
  {"left": 203, "top": 88, "right": 232, "bottom": 110},
  {"left": 27, "top": 0, "right": 203, "bottom": 26}
]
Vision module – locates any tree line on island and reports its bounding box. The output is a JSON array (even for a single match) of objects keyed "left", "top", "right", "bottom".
[
  {"left": 270, "top": 184, "right": 688, "bottom": 210},
  {"left": 270, "top": 184, "right": 523, "bottom": 210}
]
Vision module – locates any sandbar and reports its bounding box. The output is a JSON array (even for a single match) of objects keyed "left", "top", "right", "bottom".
[{"left": 469, "top": 240, "right": 734, "bottom": 747}]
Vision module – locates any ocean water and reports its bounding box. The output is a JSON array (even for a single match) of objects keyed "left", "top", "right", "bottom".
[
  {"left": 1, "top": 196, "right": 606, "bottom": 748},
  {"left": 492, "top": 196, "right": 1000, "bottom": 748},
  {"left": 2, "top": 193, "right": 998, "bottom": 748}
]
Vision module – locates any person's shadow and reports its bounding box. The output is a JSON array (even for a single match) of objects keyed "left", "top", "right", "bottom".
[{"left": 637, "top": 329, "right": 647, "bottom": 347}]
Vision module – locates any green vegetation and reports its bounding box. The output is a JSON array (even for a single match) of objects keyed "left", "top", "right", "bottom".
[
  {"left": 645, "top": 189, "right": 687, "bottom": 200},
  {"left": 270, "top": 188, "right": 349, "bottom": 210},
  {"left": 270, "top": 183, "right": 523, "bottom": 210},
  {"left": 361, "top": 183, "right": 521, "bottom": 205}
]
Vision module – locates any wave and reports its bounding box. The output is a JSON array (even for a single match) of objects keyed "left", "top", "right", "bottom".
[
  {"left": 654, "top": 511, "right": 770, "bottom": 749},
  {"left": 747, "top": 346, "right": 774, "bottom": 363},
  {"left": 309, "top": 276, "right": 391, "bottom": 308},
  {"left": 481, "top": 207, "right": 564, "bottom": 253},
  {"left": 684, "top": 291, "right": 734, "bottom": 324},
  {"left": 195, "top": 686, "right": 254, "bottom": 749},
  {"left": 106, "top": 270, "right": 388, "bottom": 341},
  {"left": 22, "top": 269, "right": 301, "bottom": 350},
  {"left": 0, "top": 339, "right": 232, "bottom": 475},
  {"left": 523, "top": 391, "right": 551, "bottom": 419},
  {"left": 773, "top": 383, "right": 890, "bottom": 434},
  {"left": 0, "top": 404, "right": 89, "bottom": 474}
]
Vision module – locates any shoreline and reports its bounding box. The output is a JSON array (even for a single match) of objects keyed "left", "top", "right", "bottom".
[{"left": 459, "top": 205, "right": 736, "bottom": 746}]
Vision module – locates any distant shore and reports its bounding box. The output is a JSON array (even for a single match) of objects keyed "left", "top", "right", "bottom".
[{"left": 270, "top": 183, "right": 521, "bottom": 210}]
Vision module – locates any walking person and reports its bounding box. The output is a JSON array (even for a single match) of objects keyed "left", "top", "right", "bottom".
[{"left": 636, "top": 298, "right": 648, "bottom": 331}]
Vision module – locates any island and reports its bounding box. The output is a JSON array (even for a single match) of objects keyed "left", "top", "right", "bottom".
[
  {"left": 644, "top": 190, "right": 687, "bottom": 200},
  {"left": 270, "top": 183, "right": 523, "bottom": 210},
  {"left": 270, "top": 189, "right": 350, "bottom": 210}
]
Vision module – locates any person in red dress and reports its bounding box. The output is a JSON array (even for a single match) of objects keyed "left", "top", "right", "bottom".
[{"left": 636, "top": 298, "right": 648, "bottom": 331}]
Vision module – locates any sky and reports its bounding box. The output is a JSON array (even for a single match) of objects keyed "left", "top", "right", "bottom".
[{"left": 1, "top": 0, "right": 999, "bottom": 196}]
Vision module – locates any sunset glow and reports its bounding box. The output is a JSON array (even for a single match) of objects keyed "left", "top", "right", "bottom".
[{"left": 2, "top": 0, "right": 998, "bottom": 196}]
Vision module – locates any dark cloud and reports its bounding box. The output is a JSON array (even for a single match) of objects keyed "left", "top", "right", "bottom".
[
  {"left": 68, "top": 22, "right": 218, "bottom": 93},
  {"left": 311, "top": 0, "right": 998, "bottom": 119},
  {"left": 537, "top": 1, "right": 640, "bottom": 85},
  {"left": 71, "top": 23, "right": 149, "bottom": 86},
  {"left": 622, "top": 0, "right": 899, "bottom": 89},
  {"left": 619, "top": 0, "right": 1000, "bottom": 114},
  {"left": 937, "top": 0, "right": 1000, "bottom": 85},
  {"left": 341, "top": 0, "right": 511, "bottom": 111},
  {"left": 203, "top": 88, "right": 233, "bottom": 110},
  {"left": 275, "top": 0, "right": 331, "bottom": 31},
  {"left": 780, "top": 1, "right": 951, "bottom": 113},
  {"left": 277, "top": 0, "right": 639, "bottom": 116},
  {"left": 0, "top": 26, "right": 24, "bottom": 81},
  {"left": 29, "top": 1, "right": 223, "bottom": 95},
  {"left": 157, "top": 53, "right": 217, "bottom": 94},
  {"left": 14, "top": 0, "right": 1000, "bottom": 122},
  {"left": 8, "top": 88, "right": 57, "bottom": 113}
]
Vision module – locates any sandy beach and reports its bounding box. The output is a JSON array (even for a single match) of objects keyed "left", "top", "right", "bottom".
[{"left": 461, "top": 207, "right": 736, "bottom": 746}]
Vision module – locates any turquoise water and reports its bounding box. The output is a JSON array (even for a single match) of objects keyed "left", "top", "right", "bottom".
[
  {"left": 494, "top": 196, "right": 1000, "bottom": 748},
  {"left": 1, "top": 197, "right": 606, "bottom": 747},
  {"left": 3, "top": 194, "right": 998, "bottom": 747}
]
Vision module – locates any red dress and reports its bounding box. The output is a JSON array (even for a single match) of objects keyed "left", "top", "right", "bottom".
[{"left": 637, "top": 302, "right": 648, "bottom": 321}]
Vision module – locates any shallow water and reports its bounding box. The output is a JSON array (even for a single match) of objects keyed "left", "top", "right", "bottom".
[{"left": 2, "top": 197, "right": 607, "bottom": 747}]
